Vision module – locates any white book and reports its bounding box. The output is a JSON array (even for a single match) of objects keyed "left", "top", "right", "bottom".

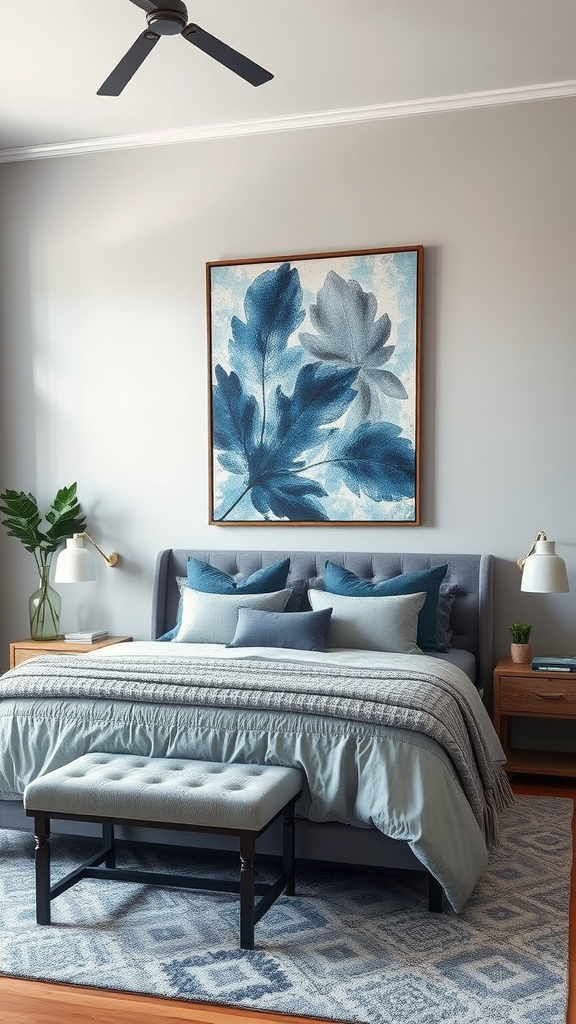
[
  {"left": 65, "top": 632, "right": 108, "bottom": 639},
  {"left": 64, "top": 639, "right": 108, "bottom": 645},
  {"left": 64, "top": 631, "right": 109, "bottom": 643}
]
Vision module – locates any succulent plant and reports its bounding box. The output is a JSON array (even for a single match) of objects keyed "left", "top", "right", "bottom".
[{"left": 508, "top": 622, "right": 532, "bottom": 644}]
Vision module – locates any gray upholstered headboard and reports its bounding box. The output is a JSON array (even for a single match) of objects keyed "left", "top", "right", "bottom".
[{"left": 151, "top": 549, "right": 493, "bottom": 693}]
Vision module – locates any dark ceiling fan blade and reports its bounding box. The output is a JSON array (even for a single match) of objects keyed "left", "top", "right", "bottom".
[
  {"left": 129, "top": 0, "right": 189, "bottom": 15},
  {"left": 181, "top": 24, "right": 273, "bottom": 86},
  {"left": 97, "top": 31, "right": 160, "bottom": 96},
  {"left": 128, "top": 0, "right": 158, "bottom": 12}
]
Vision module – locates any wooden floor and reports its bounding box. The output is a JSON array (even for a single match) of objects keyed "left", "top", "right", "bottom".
[{"left": 0, "top": 778, "right": 573, "bottom": 1024}]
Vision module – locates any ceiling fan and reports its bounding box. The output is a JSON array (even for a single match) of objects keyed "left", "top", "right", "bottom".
[{"left": 97, "top": 0, "right": 274, "bottom": 96}]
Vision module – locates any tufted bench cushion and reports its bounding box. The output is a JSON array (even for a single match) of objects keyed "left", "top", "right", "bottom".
[
  {"left": 24, "top": 753, "right": 303, "bottom": 831},
  {"left": 24, "top": 753, "right": 303, "bottom": 949}
]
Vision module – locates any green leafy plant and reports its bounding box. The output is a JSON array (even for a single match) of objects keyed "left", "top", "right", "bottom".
[
  {"left": 0, "top": 483, "right": 86, "bottom": 573},
  {"left": 508, "top": 621, "right": 532, "bottom": 644}
]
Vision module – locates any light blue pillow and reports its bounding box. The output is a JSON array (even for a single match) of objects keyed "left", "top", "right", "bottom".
[
  {"left": 309, "top": 589, "right": 425, "bottom": 654},
  {"left": 227, "top": 606, "right": 333, "bottom": 652},
  {"left": 323, "top": 562, "right": 448, "bottom": 651},
  {"left": 187, "top": 557, "right": 290, "bottom": 594},
  {"left": 173, "top": 588, "right": 292, "bottom": 644}
]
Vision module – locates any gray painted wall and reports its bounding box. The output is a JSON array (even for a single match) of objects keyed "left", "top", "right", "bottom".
[{"left": 0, "top": 98, "right": 575, "bottom": 710}]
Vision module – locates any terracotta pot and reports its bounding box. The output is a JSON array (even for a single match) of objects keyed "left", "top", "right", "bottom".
[{"left": 510, "top": 643, "right": 532, "bottom": 665}]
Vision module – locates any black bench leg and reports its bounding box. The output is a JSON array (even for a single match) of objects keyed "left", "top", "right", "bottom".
[
  {"left": 34, "top": 814, "right": 51, "bottom": 925},
  {"left": 283, "top": 799, "right": 296, "bottom": 896},
  {"left": 239, "top": 833, "right": 255, "bottom": 950},
  {"left": 103, "top": 822, "right": 116, "bottom": 868},
  {"left": 428, "top": 871, "right": 444, "bottom": 912}
]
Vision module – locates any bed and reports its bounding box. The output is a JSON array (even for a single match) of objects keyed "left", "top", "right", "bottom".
[{"left": 0, "top": 548, "right": 512, "bottom": 913}]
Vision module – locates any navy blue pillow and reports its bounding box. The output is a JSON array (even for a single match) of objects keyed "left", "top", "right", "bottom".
[
  {"left": 283, "top": 578, "right": 309, "bottom": 613},
  {"left": 323, "top": 562, "right": 448, "bottom": 651},
  {"left": 227, "top": 606, "right": 333, "bottom": 652},
  {"left": 187, "top": 557, "right": 290, "bottom": 594},
  {"left": 436, "top": 585, "right": 457, "bottom": 652}
]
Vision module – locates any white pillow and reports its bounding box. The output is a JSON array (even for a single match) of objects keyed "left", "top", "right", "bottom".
[
  {"left": 173, "top": 588, "right": 292, "bottom": 644},
  {"left": 308, "top": 589, "right": 425, "bottom": 654}
]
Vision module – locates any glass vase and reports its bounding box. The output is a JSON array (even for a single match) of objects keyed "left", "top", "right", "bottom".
[{"left": 29, "top": 560, "right": 62, "bottom": 640}]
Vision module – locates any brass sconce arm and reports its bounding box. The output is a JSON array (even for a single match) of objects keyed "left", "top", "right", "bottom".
[
  {"left": 517, "top": 531, "right": 547, "bottom": 572},
  {"left": 74, "top": 532, "right": 119, "bottom": 567}
]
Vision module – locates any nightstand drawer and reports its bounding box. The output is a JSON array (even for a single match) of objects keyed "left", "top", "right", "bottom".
[{"left": 499, "top": 675, "right": 576, "bottom": 714}]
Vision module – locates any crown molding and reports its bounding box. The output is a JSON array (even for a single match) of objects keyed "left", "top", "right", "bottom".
[{"left": 1, "top": 80, "right": 574, "bottom": 165}]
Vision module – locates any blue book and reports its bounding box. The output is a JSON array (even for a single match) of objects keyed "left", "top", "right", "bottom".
[{"left": 531, "top": 656, "right": 576, "bottom": 672}]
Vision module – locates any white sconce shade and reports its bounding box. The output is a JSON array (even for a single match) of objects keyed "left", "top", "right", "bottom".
[
  {"left": 520, "top": 538, "right": 570, "bottom": 594},
  {"left": 54, "top": 533, "right": 118, "bottom": 583},
  {"left": 54, "top": 536, "right": 96, "bottom": 583}
]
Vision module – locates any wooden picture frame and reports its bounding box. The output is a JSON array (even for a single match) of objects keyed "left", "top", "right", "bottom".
[{"left": 207, "top": 245, "right": 423, "bottom": 526}]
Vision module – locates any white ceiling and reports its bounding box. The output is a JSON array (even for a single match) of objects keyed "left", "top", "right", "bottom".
[{"left": 0, "top": 0, "right": 575, "bottom": 160}]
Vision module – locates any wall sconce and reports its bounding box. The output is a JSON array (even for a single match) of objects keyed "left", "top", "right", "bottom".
[
  {"left": 517, "top": 531, "right": 570, "bottom": 593},
  {"left": 54, "top": 533, "right": 119, "bottom": 583}
]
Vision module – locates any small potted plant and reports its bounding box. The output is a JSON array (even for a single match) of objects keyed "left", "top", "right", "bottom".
[{"left": 508, "top": 622, "right": 532, "bottom": 665}]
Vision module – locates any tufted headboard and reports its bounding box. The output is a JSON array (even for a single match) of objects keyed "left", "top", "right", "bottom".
[{"left": 151, "top": 549, "right": 493, "bottom": 693}]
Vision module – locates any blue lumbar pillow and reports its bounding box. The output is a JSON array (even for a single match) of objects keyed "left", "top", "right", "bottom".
[
  {"left": 227, "top": 606, "right": 333, "bottom": 652},
  {"left": 187, "top": 556, "right": 290, "bottom": 594},
  {"left": 323, "top": 561, "right": 448, "bottom": 651}
]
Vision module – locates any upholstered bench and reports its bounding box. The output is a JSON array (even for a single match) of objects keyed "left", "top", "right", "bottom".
[{"left": 23, "top": 753, "right": 303, "bottom": 949}]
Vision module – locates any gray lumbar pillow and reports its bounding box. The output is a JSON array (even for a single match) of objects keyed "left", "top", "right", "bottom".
[
  {"left": 174, "top": 588, "right": 291, "bottom": 644},
  {"left": 227, "top": 606, "right": 333, "bottom": 652},
  {"left": 308, "top": 589, "right": 425, "bottom": 654}
]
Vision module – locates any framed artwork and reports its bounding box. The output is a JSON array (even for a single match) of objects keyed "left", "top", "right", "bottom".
[{"left": 207, "top": 245, "right": 423, "bottom": 526}]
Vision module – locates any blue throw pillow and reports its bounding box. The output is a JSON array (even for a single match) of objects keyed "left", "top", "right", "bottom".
[
  {"left": 227, "top": 606, "right": 333, "bottom": 652},
  {"left": 323, "top": 561, "right": 448, "bottom": 651},
  {"left": 187, "top": 557, "right": 290, "bottom": 594}
]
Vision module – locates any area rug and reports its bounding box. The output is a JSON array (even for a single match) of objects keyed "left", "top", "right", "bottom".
[{"left": 0, "top": 795, "right": 571, "bottom": 1024}]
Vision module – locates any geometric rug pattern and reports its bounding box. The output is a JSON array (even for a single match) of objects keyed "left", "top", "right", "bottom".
[{"left": 0, "top": 795, "right": 571, "bottom": 1024}]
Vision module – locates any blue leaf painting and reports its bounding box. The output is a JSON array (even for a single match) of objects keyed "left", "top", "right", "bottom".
[
  {"left": 271, "top": 362, "right": 360, "bottom": 466},
  {"left": 209, "top": 250, "right": 420, "bottom": 522},
  {"left": 326, "top": 422, "right": 415, "bottom": 503},
  {"left": 229, "top": 263, "right": 306, "bottom": 422},
  {"left": 212, "top": 365, "right": 260, "bottom": 458},
  {"left": 299, "top": 270, "right": 408, "bottom": 428}
]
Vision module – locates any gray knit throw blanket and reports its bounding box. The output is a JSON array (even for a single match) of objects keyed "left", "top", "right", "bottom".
[{"left": 3, "top": 653, "right": 514, "bottom": 846}]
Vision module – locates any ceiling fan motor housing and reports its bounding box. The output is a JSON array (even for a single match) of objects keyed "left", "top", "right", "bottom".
[{"left": 146, "top": 8, "right": 187, "bottom": 35}]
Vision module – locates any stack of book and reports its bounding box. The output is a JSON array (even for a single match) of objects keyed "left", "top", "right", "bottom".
[
  {"left": 64, "top": 631, "right": 109, "bottom": 644},
  {"left": 531, "top": 655, "right": 576, "bottom": 672}
]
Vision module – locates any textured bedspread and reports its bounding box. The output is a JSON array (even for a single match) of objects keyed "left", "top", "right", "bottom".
[{"left": 0, "top": 645, "right": 513, "bottom": 911}]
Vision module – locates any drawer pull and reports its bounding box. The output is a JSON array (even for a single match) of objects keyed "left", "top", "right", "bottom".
[{"left": 533, "top": 692, "right": 565, "bottom": 701}]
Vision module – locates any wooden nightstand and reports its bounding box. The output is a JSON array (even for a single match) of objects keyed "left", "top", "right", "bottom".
[
  {"left": 9, "top": 636, "right": 133, "bottom": 669},
  {"left": 493, "top": 656, "right": 576, "bottom": 777}
]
